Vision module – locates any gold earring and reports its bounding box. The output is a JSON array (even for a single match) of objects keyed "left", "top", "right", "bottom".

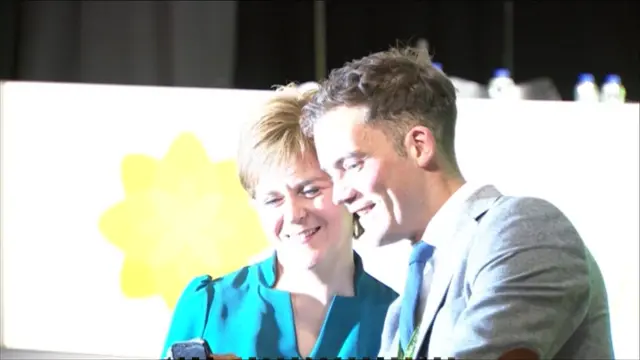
[{"left": 353, "top": 214, "right": 365, "bottom": 239}]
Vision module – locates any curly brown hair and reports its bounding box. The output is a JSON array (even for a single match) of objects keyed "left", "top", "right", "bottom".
[{"left": 301, "top": 46, "right": 460, "bottom": 175}]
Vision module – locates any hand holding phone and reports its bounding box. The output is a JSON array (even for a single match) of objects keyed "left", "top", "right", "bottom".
[{"left": 169, "top": 339, "right": 239, "bottom": 360}]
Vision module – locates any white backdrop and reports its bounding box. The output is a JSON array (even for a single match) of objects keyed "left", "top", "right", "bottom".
[{"left": 1, "top": 81, "right": 638, "bottom": 359}]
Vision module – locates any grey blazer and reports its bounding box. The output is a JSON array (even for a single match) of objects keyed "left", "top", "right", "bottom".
[{"left": 379, "top": 185, "right": 614, "bottom": 359}]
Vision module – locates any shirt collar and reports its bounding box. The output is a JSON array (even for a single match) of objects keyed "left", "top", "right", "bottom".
[{"left": 421, "top": 182, "right": 486, "bottom": 249}]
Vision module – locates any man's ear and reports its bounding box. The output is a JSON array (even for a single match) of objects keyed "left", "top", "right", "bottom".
[{"left": 403, "top": 125, "right": 436, "bottom": 169}]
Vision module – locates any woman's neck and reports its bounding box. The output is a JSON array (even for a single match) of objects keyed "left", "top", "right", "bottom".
[{"left": 275, "top": 248, "right": 355, "bottom": 305}]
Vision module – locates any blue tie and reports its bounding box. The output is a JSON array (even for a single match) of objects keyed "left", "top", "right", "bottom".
[{"left": 399, "top": 241, "right": 435, "bottom": 351}]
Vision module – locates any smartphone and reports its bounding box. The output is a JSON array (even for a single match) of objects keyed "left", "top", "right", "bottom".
[{"left": 170, "top": 338, "right": 212, "bottom": 360}]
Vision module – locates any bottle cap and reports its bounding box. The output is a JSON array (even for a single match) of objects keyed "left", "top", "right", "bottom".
[
  {"left": 578, "top": 73, "right": 595, "bottom": 83},
  {"left": 604, "top": 74, "right": 621, "bottom": 84},
  {"left": 494, "top": 68, "right": 510, "bottom": 78},
  {"left": 433, "top": 62, "right": 443, "bottom": 71}
]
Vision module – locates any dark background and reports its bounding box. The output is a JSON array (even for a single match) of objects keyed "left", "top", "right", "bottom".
[{"left": 1, "top": 0, "right": 638, "bottom": 101}]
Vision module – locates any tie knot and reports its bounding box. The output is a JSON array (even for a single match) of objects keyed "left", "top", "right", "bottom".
[{"left": 409, "top": 241, "right": 434, "bottom": 264}]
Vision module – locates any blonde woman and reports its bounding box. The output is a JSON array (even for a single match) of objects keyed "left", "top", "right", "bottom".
[{"left": 162, "top": 85, "right": 397, "bottom": 359}]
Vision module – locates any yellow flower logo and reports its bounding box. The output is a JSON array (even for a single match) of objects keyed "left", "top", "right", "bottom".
[{"left": 99, "top": 133, "right": 269, "bottom": 309}]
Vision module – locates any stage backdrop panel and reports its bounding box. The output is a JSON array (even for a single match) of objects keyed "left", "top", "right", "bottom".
[{"left": 1, "top": 81, "right": 638, "bottom": 359}]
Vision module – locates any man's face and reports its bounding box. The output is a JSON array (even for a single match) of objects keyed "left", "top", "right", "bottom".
[{"left": 313, "top": 105, "right": 422, "bottom": 247}]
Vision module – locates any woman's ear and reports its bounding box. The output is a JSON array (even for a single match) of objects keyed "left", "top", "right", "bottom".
[{"left": 353, "top": 213, "right": 365, "bottom": 239}]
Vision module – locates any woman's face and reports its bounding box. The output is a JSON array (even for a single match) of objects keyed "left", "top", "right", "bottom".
[{"left": 252, "top": 153, "right": 353, "bottom": 270}]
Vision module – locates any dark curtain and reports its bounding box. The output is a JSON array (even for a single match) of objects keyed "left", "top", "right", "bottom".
[
  {"left": 0, "top": 0, "right": 238, "bottom": 88},
  {"left": 1, "top": 1, "right": 638, "bottom": 101},
  {"left": 234, "top": 1, "right": 639, "bottom": 101},
  {"left": 232, "top": 1, "right": 504, "bottom": 91},
  {"left": 324, "top": 1, "right": 505, "bottom": 84},
  {"left": 233, "top": 1, "right": 316, "bottom": 90},
  {"left": 0, "top": 0, "right": 19, "bottom": 79},
  {"left": 513, "top": 1, "right": 639, "bottom": 102}
]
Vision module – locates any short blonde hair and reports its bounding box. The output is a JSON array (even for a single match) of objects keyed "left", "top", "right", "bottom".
[{"left": 237, "top": 83, "right": 318, "bottom": 198}]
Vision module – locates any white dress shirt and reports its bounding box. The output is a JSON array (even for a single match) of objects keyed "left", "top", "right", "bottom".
[{"left": 414, "top": 182, "right": 486, "bottom": 324}]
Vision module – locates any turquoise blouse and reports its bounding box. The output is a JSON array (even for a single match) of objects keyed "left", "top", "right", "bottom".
[{"left": 161, "top": 252, "right": 397, "bottom": 359}]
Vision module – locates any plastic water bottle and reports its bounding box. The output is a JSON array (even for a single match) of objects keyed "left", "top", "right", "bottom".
[
  {"left": 574, "top": 73, "right": 599, "bottom": 102},
  {"left": 600, "top": 74, "right": 626, "bottom": 103},
  {"left": 488, "top": 68, "right": 518, "bottom": 100}
]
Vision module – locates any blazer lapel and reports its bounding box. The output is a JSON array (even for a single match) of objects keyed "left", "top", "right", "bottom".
[
  {"left": 410, "top": 185, "right": 502, "bottom": 358},
  {"left": 411, "top": 216, "right": 474, "bottom": 358}
]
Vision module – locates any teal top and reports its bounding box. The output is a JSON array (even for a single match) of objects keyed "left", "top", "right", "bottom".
[{"left": 161, "top": 252, "right": 398, "bottom": 359}]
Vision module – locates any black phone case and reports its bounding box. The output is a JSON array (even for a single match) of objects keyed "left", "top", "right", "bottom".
[{"left": 170, "top": 339, "right": 212, "bottom": 360}]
